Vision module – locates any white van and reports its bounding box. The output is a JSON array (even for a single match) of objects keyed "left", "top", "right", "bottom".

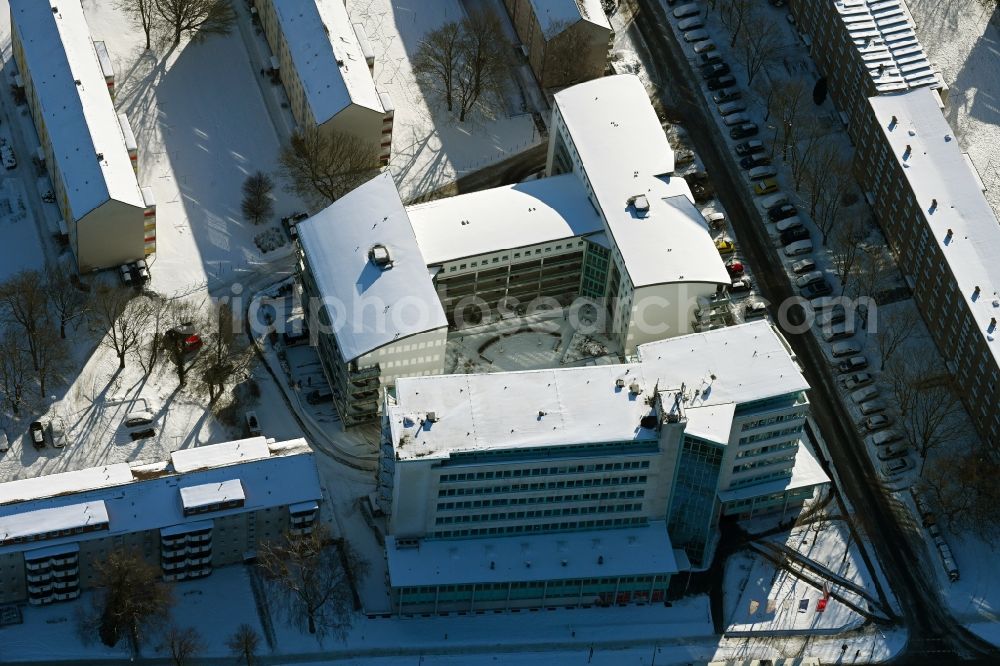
[
  {"left": 684, "top": 28, "right": 710, "bottom": 42},
  {"left": 693, "top": 40, "right": 716, "bottom": 54},
  {"left": 718, "top": 101, "right": 747, "bottom": 116},
  {"left": 760, "top": 192, "right": 788, "bottom": 209},
  {"left": 783, "top": 240, "right": 812, "bottom": 257},
  {"left": 775, "top": 216, "right": 803, "bottom": 232},
  {"left": 673, "top": 3, "right": 700, "bottom": 19},
  {"left": 678, "top": 16, "right": 704, "bottom": 30},
  {"left": 723, "top": 112, "right": 750, "bottom": 126},
  {"left": 749, "top": 166, "right": 778, "bottom": 180}
]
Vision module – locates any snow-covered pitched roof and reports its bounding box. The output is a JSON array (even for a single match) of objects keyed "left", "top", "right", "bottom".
[
  {"left": 0, "top": 464, "right": 134, "bottom": 506},
  {"left": 529, "top": 0, "right": 611, "bottom": 41},
  {"left": 179, "top": 479, "right": 245, "bottom": 510},
  {"left": 835, "top": 0, "right": 940, "bottom": 93},
  {"left": 868, "top": 89, "right": 1000, "bottom": 368},
  {"left": 406, "top": 174, "right": 604, "bottom": 265},
  {"left": 9, "top": 0, "right": 144, "bottom": 220},
  {"left": 171, "top": 437, "right": 270, "bottom": 473},
  {"left": 0, "top": 443, "right": 321, "bottom": 555},
  {"left": 386, "top": 521, "right": 677, "bottom": 587},
  {"left": 553, "top": 75, "right": 729, "bottom": 288},
  {"left": 388, "top": 321, "right": 808, "bottom": 460},
  {"left": 272, "top": 0, "right": 384, "bottom": 122},
  {"left": 297, "top": 172, "right": 448, "bottom": 361}
]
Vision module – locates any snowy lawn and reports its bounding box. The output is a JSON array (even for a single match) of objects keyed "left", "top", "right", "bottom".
[
  {"left": 0, "top": 177, "right": 44, "bottom": 282},
  {"left": 347, "top": 0, "right": 541, "bottom": 202}
]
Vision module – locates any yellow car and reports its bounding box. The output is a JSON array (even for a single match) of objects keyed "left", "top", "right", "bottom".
[
  {"left": 754, "top": 178, "right": 779, "bottom": 195},
  {"left": 715, "top": 238, "right": 736, "bottom": 254}
]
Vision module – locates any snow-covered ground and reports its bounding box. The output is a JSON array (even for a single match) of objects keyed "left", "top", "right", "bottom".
[
  {"left": 0, "top": 177, "right": 43, "bottom": 282},
  {"left": 907, "top": 0, "right": 1000, "bottom": 218},
  {"left": 347, "top": 0, "right": 541, "bottom": 202}
]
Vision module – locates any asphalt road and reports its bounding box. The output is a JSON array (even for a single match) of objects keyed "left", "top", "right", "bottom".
[{"left": 629, "top": 0, "right": 1000, "bottom": 661}]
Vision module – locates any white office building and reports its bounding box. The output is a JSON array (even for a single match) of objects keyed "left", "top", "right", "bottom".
[{"left": 378, "top": 322, "right": 828, "bottom": 613}]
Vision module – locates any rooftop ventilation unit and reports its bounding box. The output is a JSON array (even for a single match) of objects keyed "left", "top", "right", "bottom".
[
  {"left": 96, "top": 152, "right": 104, "bottom": 162},
  {"left": 629, "top": 382, "right": 642, "bottom": 395},
  {"left": 615, "top": 378, "right": 626, "bottom": 388},
  {"left": 631, "top": 195, "right": 650, "bottom": 217},
  {"left": 426, "top": 411, "right": 438, "bottom": 423},
  {"left": 369, "top": 244, "right": 393, "bottom": 269}
]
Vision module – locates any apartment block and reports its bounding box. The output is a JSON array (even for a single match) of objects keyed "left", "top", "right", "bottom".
[
  {"left": 0, "top": 437, "right": 321, "bottom": 606},
  {"left": 855, "top": 88, "right": 1000, "bottom": 447},
  {"left": 254, "top": 0, "right": 394, "bottom": 165},
  {"left": 503, "top": 0, "right": 613, "bottom": 88},
  {"left": 297, "top": 75, "right": 732, "bottom": 425},
  {"left": 9, "top": 0, "right": 155, "bottom": 270},
  {"left": 377, "top": 322, "right": 828, "bottom": 613},
  {"left": 790, "top": 0, "right": 945, "bottom": 143}
]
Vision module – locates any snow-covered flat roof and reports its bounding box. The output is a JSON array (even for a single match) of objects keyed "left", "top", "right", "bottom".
[
  {"left": 553, "top": 76, "right": 729, "bottom": 288},
  {"left": 868, "top": 89, "right": 1000, "bottom": 367},
  {"left": 0, "top": 464, "right": 134, "bottom": 506},
  {"left": 10, "top": 0, "right": 144, "bottom": 220},
  {"left": 406, "top": 174, "right": 604, "bottom": 265},
  {"left": 529, "top": 0, "right": 611, "bottom": 40},
  {"left": 835, "top": 0, "right": 939, "bottom": 93},
  {"left": 179, "top": 479, "right": 245, "bottom": 510},
  {"left": 717, "top": 439, "right": 829, "bottom": 504},
  {"left": 386, "top": 521, "right": 677, "bottom": 587},
  {"left": 388, "top": 321, "right": 808, "bottom": 460},
  {"left": 0, "top": 445, "right": 321, "bottom": 556},
  {"left": 171, "top": 437, "right": 271, "bottom": 473},
  {"left": 297, "top": 172, "right": 448, "bottom": 361},
  {"left": 271, "top": 0, "right": 384, "bottom": 123},
  {"left": 0, "top": 501, "right": 108, "bottom": 544}
]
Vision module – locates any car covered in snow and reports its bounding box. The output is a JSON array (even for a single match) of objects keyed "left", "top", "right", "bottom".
[
  {"left": 791, "top": 258, "right": 816, "bottom": 274},
  {"left": 712, "top": 88, "right": 741, "bottom": 104},
  {"left": 729, "top": 122, "right": 759, "bottom": 139},
  {"left": 838, "top": 356, "right": 868, "bottom": 373},
  {"left": 768, "top": 204, "right": 798, "bottom": 222},
  {"left": 744, "top": 300, "right": 768, "bottom": 319},
  {"left": 843, "top": 372, "right": 873, "bottom": 391},
  {"left": 1, "top": 142, "right": 16, "bottom": 170},
  {"left": 29, "top": 421, "right": 45, "bottom": 449},
  {"left": 735, "top": 140, "right": 765, "bottom": 157}
]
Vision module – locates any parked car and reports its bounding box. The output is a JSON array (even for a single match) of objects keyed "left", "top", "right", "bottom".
[
  {"left": 871, "top": 430, "right": 903, "bottom": 446},
  {"left": 49, "top": 419, "right": 65, "bottom": 449},
  {"left": 730, "top": 276, "right": 753, "bottom": 293},
  {"left": 768, "top": 204, "right": 798, "bottom": 222},
  {"left": 245, "top": 410, "right": 262, "bottom": 436},
  {"left": 795, "top": 271, "right": 824, "bottom": 288},
  {"left": 1, "top": 142, "right": 17, "bottom": 170},
  {"left": 708, "top": 75, "right": 737, "bottom": 91},
  {"left": 860, "top": 399, "right": 886, "bottom": 416},
  {"left": 0, "top": 430, "right": 8, "bottom": 453},
  {"left": 735, "top": 140, "right": 765, "bottom": 156},
  {"left": 877, "top": 443, "right": 910, "bottom": 461},
  {"left": 726, "top": 260, "right": 745, "bottom": 277},
  {"left": 851, "top": 386, "right": 879, "bottom": 403},
  {"left": 816, "top": 307, "right": 847, "bottom": 328},
  {"left": 823, "top": 323, "right": 853, "bottom": 341},
  {"left": 744, "top": 300, "right": 768, "bottom": 319},
  {"left": 783, "top": 240, "right": 813, "bottom": 257},
  {"left": 124, "top": 410, "right": 155, "bottom": 428},
  {"left": 754, "top": 178, "right": 778, "bottom": 195},
  {"left": 673, "top": 3, "right": 700, "bottom": 18},
  {"left": 678, "top": 16, "right": 705, "bottom": 31},
  {"left": 760, "top": 192, "right": 789, "bottom": 209},
  {"left": 723, "top": 113, "right": 751, "bottom": 127},
  {"left": 703, "top": 211, "right": 726, "bottom": 229},
  {"left": 717, "top": 100, "right": 745, "bottom": 116},
  {"left": 712, "top": 87, "right": 741, "bottom": 104},
  {"left": 740, "top": 154, "right": 770, "bottom": 170},
  {"left": 863, "top": 414, "right": 890, "bottom": 430},
  {"left": 791, "top": 258, "right": 816, "bottom": 274},
  {"left": 684, "top": 28, "right": 710, "bottom": 43},
  {"left": 130, "top": 428, "right": 156, "bottom": 441},
  {"left": 701, "top": 52, "right": 725, "bottom": 67},
  {"left": 119, "top": 264, "right": 133, "bottom": 287},
  {"left": 811, "top": 296, "right": 844, "bottom": 312},
  {"left": 748, "top": 165, "right": 778, "bottom": 180},
  {"left": 881, "top": 456, "right": 913, "bottom": 476},
  {"left": 775, "top": 217, "right": 803, "bottom": 233},
  {"left": 801, "top": 280, "right": 833, "bottom": 299},
  {"left": 715, "top": 238, "right": 735, "bottom": 254},
  {"left": 838, "top": 356, "right": 868, "bottom": 373},
  {"left": 831, "top": 341, "right": 862, "bottom": 358},
  {"left": 730, "top": 122, "right": 759, "bottom": 139},
  {"left": 29, "top": 421, "right": 45, "bottom": 449},
  {"left": 693, "top": 39, "right": 717, "bottom": 54},
  {"left": 702, "top": 63, "right": 730, "bottom": 79},
  {"left": 780, "top": 226, "right": 810, "bottom": 245},
  {"left": 844, "top": 372, "right": 873, "bottom": 391}
]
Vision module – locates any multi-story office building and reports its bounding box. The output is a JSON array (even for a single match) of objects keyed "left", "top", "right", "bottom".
[
  {"left": 297, "top": 75, "right": 731, "bottom": 425},
  {"left": 9, "top": 0, "right": 156, "bottom": 271},
  {"left": 502, "top": 0, "right": 613, "bottom": 88},
  {"left": 856, "top": 88, "right": 1000, "bottom": 448},
  {"left": 255, "top": 0, "right": 394, "bottom": 165},
  {"left": 377, "top": 322, "right": 828, "bottom": 613},
  {"left": 0, "top": 437, "right": 321, "bottom": 606},
  {"left": 790, "top": 0, "right": 945, "bottom": 143}
]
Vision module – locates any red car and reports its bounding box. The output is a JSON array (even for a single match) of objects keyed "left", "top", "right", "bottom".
[{"left": 726, "top": 260, "right": 745, "bottom": 277}]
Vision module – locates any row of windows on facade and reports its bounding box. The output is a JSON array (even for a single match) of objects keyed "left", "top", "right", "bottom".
[
  {"left": 735, "top": 438, "right": 798, "bottom": 460},
  {"left": 738, "top": 424, "right": 803, "bottom": 446},
  {"left": 446, "top": 240, "right": 588, "bottom": 272},
  {"left": 731, "top": 453, "right": 796, "bottom": 475},
  {"left": 398, "top": 575, "right": 665, "bottom": 596},
  {"left": 739, "top": 411, "right": 804, "bottom": 432},
  {"left": 728, "top": 467, "right": 793, "bottom": 489},
  {"left": 724, "top": 486, "right": 815, "bottom": 511},
  {"left": 434, "top": 502, "right": 643, "bottom": 525},
  {"left": 433, "top": 516, "right": 647, "bottom": 538},
  {"left": 438, "top": 460, "right": 650, "bottom": 483},
  {"left": 437, "top": 475, "right": 650, "bottom": 497},
  {"left": 436, "top": 489, "right": 645, "bottom": 511}
]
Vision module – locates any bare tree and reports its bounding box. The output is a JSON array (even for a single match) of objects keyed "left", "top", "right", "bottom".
[
  {"left": 227, "top": 624, "right": 261, "bottom": 666},
  {"left": 789, "top": 117, "right": 826, "bottom": 187},
  {"left": 161, "top": 300, "right": 200, "bottom": 387},
  {"left": 766, "top": 79, "right": 808, "bottom": 137},
  {"left": 241, "top": 171, "right": 274, "bottom": 225},
  {"left": 831, "top": 217, "right": 866, "bottom": 293},
  {"left": 94, "top": 550, "right": 173, "bottom": 652},
  {"left": 737, "top": 10, "right": 782, "bottom": 84},
  {"left": 0, "top": 333, "right": 29, "bottom": 415},
  {"left": 34, "top": 326, "right": 70, "bottom": 398},
  {"left": 160, "top": 625, "right": 203, "bottom": 666},
  {"left": 720, "top": 0, "right": 753, "bottom": 47},
  {"left": 134, "top": 296, "right": 171, "bottom": 376},
  {"left": 116, "top": 0, "right": 159, "bottom": 50},
  {"left": 45, "top": 268, "right": 90, "bottom": 339},
  {"left": 258, "top": 525, "right": 365, "bottom": 639},
  {"left": 812, "top": 157, "right": 854, "bottom": 244},
  {"left": 278, "top": 127, "right": 380, "bottom": 209},
  {"left": 885, "top": 358, "right": 970, "bottom": 467},
  {"left": 197, "top": 303, "right": 252, "bottom": 403},
  {"left": 413, "top": 21, "right": 462, "bottom": 112},
  {"left": 921, "top": 446, "right": 1000, "bottom": 544},
  {"left": 873, "top": 307, "right": 918, "bottom": 369},
  {"left": 0, "top": 270, "right": 50, "bottom": 372},
  {"left": 154, "top": 0, "right": 235, "bottom": 45},
  {"left": 93, "top": 287, "right": 152, "bottom": 370}
]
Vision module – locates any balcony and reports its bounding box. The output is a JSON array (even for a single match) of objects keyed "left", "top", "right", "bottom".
[{"left": 348, "top": 364, "right": 380, "bottom": 381}]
